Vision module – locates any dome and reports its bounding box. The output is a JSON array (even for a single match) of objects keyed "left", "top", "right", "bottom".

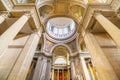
[{"left": 46, "top": 17, "right": 76, "bottom": 39}]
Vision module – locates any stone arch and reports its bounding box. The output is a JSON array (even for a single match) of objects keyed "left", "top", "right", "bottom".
[
  {"left": 54, "top": 56, "right": 67, "bottom": 64},
  {"left": 52, "top": 44, "right": 71, "bottom": 65},
  {"left": 50, "top": 43, "right": 72, "bottom": 55}
]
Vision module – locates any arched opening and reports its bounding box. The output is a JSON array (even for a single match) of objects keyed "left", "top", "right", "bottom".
[
  {"left": 52, "top": 45, "right": 71, "bottom": 80},
  {"left": 54, "top": 57, "right": 67, "bottom": 64}
]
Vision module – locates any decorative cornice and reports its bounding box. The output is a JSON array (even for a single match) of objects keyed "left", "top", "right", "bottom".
[{"left": 44, "top": 33, "right": 78, "bottom": 44}]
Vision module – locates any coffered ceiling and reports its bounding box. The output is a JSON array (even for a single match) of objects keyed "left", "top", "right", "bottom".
[
  {"left": 38, "top": 0, "right": 85, "bottom": 23},
  {"left": 53, "top": 46, "right": 69, "bottom": 58}
]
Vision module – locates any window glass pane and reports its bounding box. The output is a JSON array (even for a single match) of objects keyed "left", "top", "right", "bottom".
[
  {"left": 54, "top": 27, "right": 58, "bottom": 34},
  {"left": 63, "top": 27, "right": 68, "bottom": 34},
  {"left": 51, "top": 26, "right": 54, "bottom": 32},
  {"left": 70, "top": 23, "right": 75, "bottom": 30},
  {"left": 59, "top": 29, "right": 63, "bottom": 34},
  {"left": 68, "top": 25, "right": 70, "bottom": 31},
  {"left": 48, "top": 23, "right": 51, "bottom": 30},
  {"left": 55, "top": 58, "right": 67, "bottom": 64}
]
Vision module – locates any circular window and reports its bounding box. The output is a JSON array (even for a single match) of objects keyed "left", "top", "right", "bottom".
[{"left": 46, "top": 17, "right": 76, "bottom": 39}]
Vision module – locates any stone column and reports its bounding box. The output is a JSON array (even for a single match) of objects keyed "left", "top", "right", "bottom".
[
  {"left": 7, "top": 33, "right": 40, "bottom": 80},
  {"left": 52, "top": 67, "right": 54, "bottom": 80},
  {"left": 57, "top": 69, "right": 59, "bottom": 80},
  {"left": 32, "top": 57, "right": 44, "bottom": 80},
  {"left": 0, "top": 13, "right": 9, "bottom": 24},
  {"left": 45, "top": 60, "right": 51, "bottom": 80},
  {"left": 62, "top": 69, "right": 64, "bottom": 80},
  {"left": 80, "top": 57, "right": 91, "bottom": 80},
  {"left": 94, "top": 13, "right": 120, "bottom": 47},
  {"left": 68, "top": 68, "right": 70, "bottom": 80},
  {"left": 84, "top": 32, "right": 119, "bottom": 80},
  {"left": 71, "top": 60, "right": 76, "bottom": 80},
  {"left": 88, "top": 63, "right": 95, "bottom": 80},
  {"left": 39, "top": 58, "right": 47, "bottom": 80},
  {"left": 27, "top": 61, "right": 36, "bottom": 80},
  {"left": 0, "top": 13, "right": 30, "bottom": 56}
]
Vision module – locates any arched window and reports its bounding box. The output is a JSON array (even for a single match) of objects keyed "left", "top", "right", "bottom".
[{"left": 54, "top": 58, "right": 67, "bottom": 64}]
